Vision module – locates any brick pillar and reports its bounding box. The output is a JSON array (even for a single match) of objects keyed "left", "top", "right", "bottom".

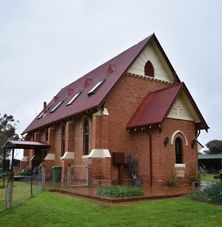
[
  {"left": 65, "top": 121, "right": 74, "bottom": 152},
  {"left": 90, "top": 158, "right": 111, "bottom": 186},
  {"left": 48, "top": 127, "right": 55, "bottom": 153},
  {"left": 61, "top": 160, "right": 73, "bottom": 184},
  {"left": 61, "top": 121, "right": 74, "bottom": 183},
  {"left": 44, "top": 127, "right": 55, "bottom": 180},
  {"left": 89, "top": 109, "right": 111, "bottom": 186},
  {"left": 91, "top": 110, "right": 109, "bottom": 149}
]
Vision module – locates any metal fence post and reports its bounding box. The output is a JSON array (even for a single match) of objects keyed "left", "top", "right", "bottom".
[
  {"left": 5, "top": 171, "right": 14, "bottom": 209},
  {"left": 41, "top": 164, "right": 45, "bottom": 189},
  {"left": 30, "top": 172, "right": 33, "bottom": 197},
  {"left": 67, "top": 165, "right": 70, "bottom": 188}
]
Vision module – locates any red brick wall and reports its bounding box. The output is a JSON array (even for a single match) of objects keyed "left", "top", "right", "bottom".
[
  {"left": 25, "top": 74, "right": 199, "bottom": 187},
  {"left": 104, "top": 74, "right": 198, "bottom": 186},
  {"left": 105, "top": 74, "right": 168, "bottom": 184}
]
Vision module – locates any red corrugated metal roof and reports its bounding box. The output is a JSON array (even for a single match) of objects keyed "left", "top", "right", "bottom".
[
  {"left": 127, "top": 83, "right": 209, "bottom": 130},
  {"left": 127, "top": 83, "right": 183, "bottom": 128},
  {"left": 2, "top": 140, "right": 49, "bottom": 149},
  {"left": 22, "top": 34, "right": 180, "bottom": 134}
]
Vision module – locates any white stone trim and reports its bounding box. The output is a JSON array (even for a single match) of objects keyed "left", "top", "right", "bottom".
[
  {"left": 171, "top": 130, "right": 188, "bottom": 146},
  {"left": 127, "top": 73, "right": 172, "bottom": 85},
  {"left": 44, "top": 153, "right": 55, "bottom": 161},
  {"left": 175, "top": 163, "right": 186, "bottom": 168},
  {"left": 21, "top": 156, "right": 28, "bottom": 162},
  {"left": 82, "top": 155, "right": 89, "bottom": 159},
  {"left": 93, "top": 108, "right": 109, "bottom": 116},
  {"left": 60, "top": 151, "right": 75, "bottom": 160},
  {"left": 87, "top": 149, "right": 111, "bottom": 158}
]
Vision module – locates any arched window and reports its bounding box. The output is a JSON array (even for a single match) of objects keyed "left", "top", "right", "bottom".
[
  {"left": 144, "top": 61, "right": 154, "bottom": 77},
  {"left": 83, "top": 120, "right": 89, "bottom": 155},
  {"left": 61, "top": 125, "right": 66, "bottom": 156},
  {"left": 175, "top": 137, "right": 183, "bottom": 164}
]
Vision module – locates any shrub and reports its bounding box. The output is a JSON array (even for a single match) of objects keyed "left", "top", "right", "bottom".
[
  {"left": 96, "top": 185, "right": 144, "bottom": 198},
  {"left": 168, "top": 169, "right": 178, "bottom": 187},
  {"left": 192, "top": 182, "right": 222, "bottom": 205}
]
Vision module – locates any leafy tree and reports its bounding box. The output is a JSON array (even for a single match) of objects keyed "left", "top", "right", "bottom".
[
  {"left": 205, "top": 140, "right": 222, "bottom": 154},
  {"left": 0, "top": 114, "right": 19, "bottom": 159}
]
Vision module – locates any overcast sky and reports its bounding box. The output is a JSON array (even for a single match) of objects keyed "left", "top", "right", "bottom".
[{"left": 0, "top": 0, "right": 222, "bottom": 148}]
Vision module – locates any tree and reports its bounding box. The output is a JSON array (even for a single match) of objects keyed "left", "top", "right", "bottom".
[
  {"left": 0, "top": 114, "right": 19, "bottom": 159},
  {"left": 205, "top": 140, "right": 222, "bottom": 154}
]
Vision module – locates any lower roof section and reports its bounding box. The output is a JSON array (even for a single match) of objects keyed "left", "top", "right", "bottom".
[
  {"left": 2, "top": 140, "right": 50, "bottom": 149},
  {"left": 127, "top": 82, "right": 209, "bottom": 130}
]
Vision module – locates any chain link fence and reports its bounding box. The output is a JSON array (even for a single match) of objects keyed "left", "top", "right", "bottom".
[{"left": 0, "top": 164, "right": 45, "bottom": 212}]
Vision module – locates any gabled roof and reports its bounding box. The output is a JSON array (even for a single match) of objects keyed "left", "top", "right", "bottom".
[
  {"left": 23, "top": 34, "right": 179, "bottom": 134},
  {"left": 127, "top": 83, "right": 209, "bottom": 130}
]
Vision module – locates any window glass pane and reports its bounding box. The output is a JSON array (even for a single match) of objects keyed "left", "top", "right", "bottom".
[
  {"left": 83, "top": 120, "right": 89, "bottom": 155},
  {"left": 175, "top": 137, "right": 183, "bottom": 163}
]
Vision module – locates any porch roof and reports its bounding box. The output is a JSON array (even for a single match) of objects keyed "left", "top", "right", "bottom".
[
  {"left": 2, "top": 140, "right": 50, "bottom": 149},
  {"left": 198, "top": 153, "right": 222, "bottom": 160}
]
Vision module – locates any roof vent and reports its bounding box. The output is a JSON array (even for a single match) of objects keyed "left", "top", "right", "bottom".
[
  {"left": 50, "top": 101, "right": 63, "bottom": 113},
  {"left": 87, "top": 80, "right": 105, "bottom": 96},
  {"left": 54, "top": 96, "right": 60, "bottom": 102},
  {"left": 37, "top": 112, "right": 44, "bottom": 119},
  {"left": 67, "top": 88, "right": 74, "bottom": 96},
  {"left": 66, "top": 92, "right": 81, "bottom": 106},
  {"left": 107, "top": 64, "right": 116, "bottom": 75},
  {"left": 84, "top": 78, "right": 93, "bottom": 88}
]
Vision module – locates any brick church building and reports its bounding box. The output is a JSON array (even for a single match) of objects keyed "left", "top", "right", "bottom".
[{"left": 21, "top": 34, "right": 208, "bottom": 187}]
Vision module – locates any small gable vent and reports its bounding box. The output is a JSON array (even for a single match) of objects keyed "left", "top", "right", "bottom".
[{"left": 144, "top": 61, "right": 154, "bottom": 77}]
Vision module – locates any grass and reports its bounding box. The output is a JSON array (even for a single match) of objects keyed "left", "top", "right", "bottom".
[
  {"left": 96, "top": 185, "right": 144, "bottom": 198},
  {"left": 0, "top": 180, "right": 43, "bottom": 211},
  {"left": 200, "top": 174, "right": 221, "bottom": 183},
  {"left": 0, "top": 191, "right": 222, "bottom": 226},
  {"left": 0, "top": 178, "right": 6, "bottom": 211}
]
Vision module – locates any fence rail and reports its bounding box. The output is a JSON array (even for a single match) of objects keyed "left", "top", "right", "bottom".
[{"left": 0, "top": 164, "right": 45, "bottom": 212}]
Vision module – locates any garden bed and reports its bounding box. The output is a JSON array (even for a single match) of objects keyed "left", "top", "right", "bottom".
[{"left": 192, "top": 182, "right": 222, "bottom": 205}]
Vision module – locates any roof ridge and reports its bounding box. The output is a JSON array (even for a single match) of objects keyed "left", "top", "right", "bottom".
[{"left": 61, "top": 34, "right": 154, "bottom": 91}]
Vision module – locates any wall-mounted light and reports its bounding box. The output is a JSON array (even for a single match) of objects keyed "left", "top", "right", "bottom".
[{"left": 164, "top": 137, "right": 169, "bottom": 147}]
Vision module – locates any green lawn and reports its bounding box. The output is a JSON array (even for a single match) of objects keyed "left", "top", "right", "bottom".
[
  {"left": 0, "top": 191, "right": 222, "bottom": 226},
  {"left": 0, "top": 180, "right": 42, "bottom": 211},
  {"left": 200, "top": 174, "right": 221, "bottom": 183}
]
